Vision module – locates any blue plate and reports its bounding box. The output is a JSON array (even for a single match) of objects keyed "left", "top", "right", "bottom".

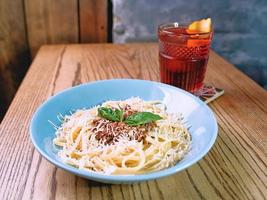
[{"left": 30, "top": 79, "right": 218, "bottom": 184}]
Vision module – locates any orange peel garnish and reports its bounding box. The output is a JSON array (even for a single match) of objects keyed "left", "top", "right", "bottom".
[{"left": 187, "top": 18, "right": 212, "bottom": 34}]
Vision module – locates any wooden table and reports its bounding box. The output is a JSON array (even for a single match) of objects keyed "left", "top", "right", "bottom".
[{"left": 0, "top": 43, "right": 266, "bottom": 200}]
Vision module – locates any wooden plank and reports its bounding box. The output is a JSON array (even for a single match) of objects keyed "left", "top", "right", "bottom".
[
  {"left": 79, "top": 0, "right": 108, "bottom": 43},
  {"left": 24, "top": 0, "right": 79, "bottom": 58},
  {"left": 0, "top": 44, "right": 266, "bottom": 199},
  {"left": 0, "top": 45, "right": 66, "bottom": 200},
  {"left": 0, "top": 0, "right": 30, "bottom": 119}
]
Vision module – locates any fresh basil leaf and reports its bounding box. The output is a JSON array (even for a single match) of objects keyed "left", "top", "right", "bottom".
[
  {"left": 115, "top": 108, "right": 124, "bottom": 122},
  {"left": 125, "top": 112, "right": 162, "bottom": 126},
  {"left": 98, "top": 107, "right": 123, "bottom": 122}
]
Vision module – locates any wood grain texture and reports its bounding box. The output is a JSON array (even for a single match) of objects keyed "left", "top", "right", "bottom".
[
  {"left": 24, "top": 0, "right": 79, "bottom": 58},
  {"left": 0, "top": 43, "right": 266, "bottom": 200},
  {"left": 0, "top": 0, "right": 30, "bottom": 119},
  {"left": 0, "top": 0, "right": 109, "bottom": 119},
  {"left": 79, "top": 0, "right": 108, "bottom": 43}
]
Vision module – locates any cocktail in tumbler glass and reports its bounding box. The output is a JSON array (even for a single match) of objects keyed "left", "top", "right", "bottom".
[{"left": 158, "top": 19, "right": 213, "bottom": 93}]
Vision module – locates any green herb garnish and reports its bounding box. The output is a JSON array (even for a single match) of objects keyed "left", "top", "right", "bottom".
[
  {"left": 124, "top": 112, "right": 162, "bottom": 126},
  {"left": 98, "top": 107, "right": 124, "bottom": 122},
  {"left": 98, "top": 107, "right": 162, "bottom": 126}
]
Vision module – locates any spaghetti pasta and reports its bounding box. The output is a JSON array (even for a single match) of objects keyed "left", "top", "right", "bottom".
[{"left": 53, "top": 97, "right": 191, "bottom": 175}]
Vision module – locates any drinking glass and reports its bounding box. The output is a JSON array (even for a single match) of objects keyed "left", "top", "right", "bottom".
[{"left": 158, "top": 22, "right": 213, "bottom": 94}]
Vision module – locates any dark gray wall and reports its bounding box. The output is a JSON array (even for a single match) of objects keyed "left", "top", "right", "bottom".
[{"left": 113, "top": 0, "right": 267, "bottom": 89}]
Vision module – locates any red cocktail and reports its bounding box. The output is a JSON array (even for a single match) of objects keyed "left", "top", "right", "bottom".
[{"left": 158, "top": 20, "right": 213, "bottom": 93}]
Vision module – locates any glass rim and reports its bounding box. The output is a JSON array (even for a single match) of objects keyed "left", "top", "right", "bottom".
[{"left": 158, "top": 22, "right": 213, "bottom": 36}]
